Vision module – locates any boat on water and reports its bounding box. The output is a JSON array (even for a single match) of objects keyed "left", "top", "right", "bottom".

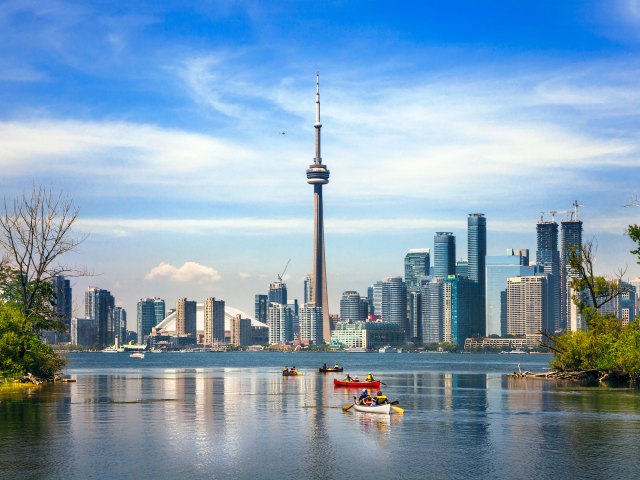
[
  {"left": 334, "top": 379, "right": 381, "bottom": 388},
  {"left": 500, "top": 349, "right": 528, "bottom": 354},
  {"left": 130, "top": 351, "right": 145, "bottom": 359},
  {"left": 352, "top": 400, "right": 392, "bottom": 414},
  {"left": 378, "top": 345, "right": 394, "bottom": 353},
  {"left": 282, "top": 370, "right": 302, "bottom": 376},
  {"left": 319, "top": 366, "right": 343, "bottom": 373}
]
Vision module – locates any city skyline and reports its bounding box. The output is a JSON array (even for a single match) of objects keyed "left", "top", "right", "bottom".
[{"left": 1, "top": 2, "right": 639, "bottom": 319}]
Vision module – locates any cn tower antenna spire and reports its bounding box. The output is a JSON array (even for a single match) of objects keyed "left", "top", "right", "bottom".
[{"left": 314, "top": 71, "right": 322, "bottom": 164}]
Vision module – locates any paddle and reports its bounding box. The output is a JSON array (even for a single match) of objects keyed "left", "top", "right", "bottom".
[
  {"left": 391, "top": 405, "right": 404, "bottom": 415},
  {"left": 343, "top": 403, "right": 354, "bottom": 412},
  {"left": 390, "top": 400, "right": 399, "bottom": 405}
]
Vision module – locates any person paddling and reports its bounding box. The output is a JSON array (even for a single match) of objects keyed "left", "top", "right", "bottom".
[
  {"left": 343, "top": 373, "right": 352, "bottom": 382},
  {"left": 365, "top": 372, "right": 375, "bottom": 382}
]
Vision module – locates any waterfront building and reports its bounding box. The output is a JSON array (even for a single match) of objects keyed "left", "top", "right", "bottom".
[
  {"left": 268, "top": 303, "right": 293, "bottom": 344},
  {"left": 113, "top": 307, "right": 126, "bottom": 345},
  {"left": 404, "top": 249, "right": 430, "bottom": 293},
  {"left": 329, "top": 320, "right": 404, "bottom": 350},
  {"left": 306, "top": 73, "right": 331, "bottom": 342},
  {"left": 268, "top": 281, "right": 287, "bottom": 305},
  {"left": 340, "top": 291, "right": 367, "bottom": 322},
  {"left": 421, "top": 277, "right": 444, "bottom": 344},
  {"left": 536, "top": 220, "right": 560, "bottom": 332},
  {"left": 85, "top": 287, "right": 115, "bottom": 346},
  {"left": 176, "top": 298, "right": 197, "bottom": 337},
  {"left": 434, "top": 232, "right": 456, "bottom": 278},
  {"left": 485, "top": 255, "right": 537, "bottom": 336},
  {"left": 561, "top": 218, "right": 583, "bottom": 330},
  {"left": 230, "top": 315, "right": 252, "bottom": 347},
  {"left": 408, "top": 290, "right": 422, "bottom": 343},
  {"left": 506, "top": 276, "right": 548, "bottom": 338},
  {"left": 372, "top": 276, "right": 408, "bottom": 336},
  {"left": 299, "top": 304, "right": 323, "bottom": 344},
  {"left": 443, "top": 276, "right": 471, "bottom": 344},
  {"left": 204, "top": 297, "right": 225, "bottom": 345},
  {"left": 468, "top": 213, "right": 487, "bottom": 337},
  {"left": 137, "top": 297, "right": 165, "bottom": 344},
  {"left": 464, "top": 335, "right": 542, "bottom": 351},
  {"left": 254, "top": 294, "right": 268, "bottom": 325},
  {"left": 70, "top": 317, "right": 97, "bottom": 346},
  {"left": 49, "top": 275, "right": 72, "bottom": 343}
]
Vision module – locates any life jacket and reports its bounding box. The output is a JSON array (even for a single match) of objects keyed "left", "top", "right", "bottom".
[{"left": 376, "top": 395, "right": 387, "bottom": 403}]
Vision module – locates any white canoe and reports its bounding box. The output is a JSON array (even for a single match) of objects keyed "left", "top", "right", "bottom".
[{"left": 353, "top": 402, "right": 391, "bottom": 414}]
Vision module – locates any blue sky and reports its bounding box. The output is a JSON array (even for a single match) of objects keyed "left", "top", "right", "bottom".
[{"left": 1, "top": 0, "right": 640, "bottom": 320}]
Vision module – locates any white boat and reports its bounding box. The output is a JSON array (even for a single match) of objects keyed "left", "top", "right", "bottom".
[
  {"left": 378, "top": 345, "right": 394, "bottom": 353},
  {"left": 500, "top": 349, "right": 528, "bottom": 354},
  {"left": 130, "top": 351, "right": 145, "bottom": 359},
  {"left": 352, "top": 401, "right": 392, "bottom": 414}
]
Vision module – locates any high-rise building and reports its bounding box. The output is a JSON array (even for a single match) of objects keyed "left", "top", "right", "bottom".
[
  {"left": 254, "top": 294, "right": 268, "bottom": 324},
  {"left": 137, "top": 297, "right": 165, "bottom": 344},
  {"left": 268, "top": 303, "right": 293, "bottom": 344},
  {"left": 71, "top": 317, "right": 97, "bottom": 346},
  {"left": 204, "top": 297, "right": 225, "bottom": 345},
  {"left": 561, "top": 218, "right": 583, "bottom": 330},
  {"left": 444, "top": 275, "right": 472, "bottom": 344},
  {"left": 51, "top": 275, "right": 72, "bottom": 343},
  {"left": 506, "top": 248, "right": 530, "bottom": 266},
  {"left": 304, "top": 273, "right": 313, "bottom": 304},
  {"left": 306, "top": 73, "right": 331, "bottom": 342},
  {"left": 268, "top": 281, "right": 287, "bottom": 305},
  {"left": 485, "top": 255, "right": 537, "bottom": 336},
  {"left": 299, "top": 304, "right": 323, "bottom": 344},
  {"left": 340, "top": 291, "right": 366, "bottom": 322},
  {"left": 404, "top": 249, "right": 430, "bottom": 293},
  {"left": 455, "top": 260, "right": 468, "bottom": 278},
  {"left": 468, "top": 213, "right": 487, "bottom": 337},
  {"left": 176, "top": 298, "right": 197, "bottom": 337},
  {"left": 85, "top": 287, "right": 115, "bottom": 346},
  {"left": 367, "top": 286, "right": 375, "bottom": 317},
  {"left": 536, "top": 221, "right": 560, "bottom": 332},
  {"left": 408, "top": 290, "right": 422, "bottom": 343},
  {"left": 507, "top": 276, "right": 548, "bottom": 337},
  {"left": 113, "top": 307, "right": 126, "bottom": 344},
  {"left": 421, "top": 278, "right": 444, "bottom": 344},
  {"left": 230, "top": 315, "right": 252, "bottom": 347},
  {"left": 434, "top": 232, "right": 456, "bottom": 278}
]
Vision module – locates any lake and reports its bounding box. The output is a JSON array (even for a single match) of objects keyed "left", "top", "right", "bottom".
[{"left": 1, "top": 352, "right": 639, "bottom": 479}]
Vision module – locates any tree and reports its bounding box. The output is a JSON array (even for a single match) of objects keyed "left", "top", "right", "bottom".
[{"left": 0, "top": 186, "right": 85, "bottom": 372}]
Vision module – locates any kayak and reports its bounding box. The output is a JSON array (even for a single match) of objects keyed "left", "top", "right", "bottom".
[
  {"left": 282, "top": 370, "right": 302, "bottom": 376},
  {"left": 319, "top": 367, "right": 343, "bottom": 373},
  {"left": 334, "top": 379, "right": 380, "bottom": 388},
  {"left": 353, "top": 402, "right": 391, "bottom": 414}
]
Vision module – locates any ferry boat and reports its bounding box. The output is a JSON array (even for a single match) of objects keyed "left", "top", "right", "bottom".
[{"left": 378, "top": 345, "right": 394, "bottom": 353}]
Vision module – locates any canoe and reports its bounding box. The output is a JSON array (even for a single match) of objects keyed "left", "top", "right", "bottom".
[
  {"left": 333, "top": 379, "right": 380, "bottom": 388},
  {"left": 352, "top": 402, "right": 391, "bottom": 414},
  {"left": 282, "top": 370, "right": 302, "bottom": 376},
  {"left": 319, "top": 367, "right": 343, "bottom": 373}
]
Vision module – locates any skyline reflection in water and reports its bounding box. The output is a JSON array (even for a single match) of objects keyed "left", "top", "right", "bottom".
[{"left": 1, "top": 353, "right": 640, "bottom": 479}]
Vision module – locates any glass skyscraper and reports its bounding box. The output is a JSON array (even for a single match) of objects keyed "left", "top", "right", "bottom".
[
  {"left": 340, "top": 291, "right": 366, "bottom": 322},
  {"left": 404, "top": 249, "right": 430, "bottom": 293},
  {"left": 536, "top": 221, "right": 560, "bottom": 332},
  {"left": 137, "top": 297, "right": 165, "bottom": 344},
  {"left": 269, "top": 281, "right": 287, "bottom": 305},
  {"left": 421, "top": 278, "right": 444, "bottom": 343},
  {"left": 86, "top": 287, "right": 115, "bottom": 346},
  {"left": 254, "top": 294, "right": 268, "bottom": 324},
  {"left": 468, "top": 213, "right": 487, "bottom": 337},
  {"left": 561, "top": 219, "right": 583, "bottom": 330},
  {"left": 434, "top": 232, "right": 456, "bottom": 278}
]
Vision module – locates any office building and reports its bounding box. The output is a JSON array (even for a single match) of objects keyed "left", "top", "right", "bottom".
[
  {"left": 506, "top": 276, "right": 548, "bottom": 338},
  {"left": 506, "top": 248, "right": 530, "bottom": 266},
  {"left": 455, "top": 260, "right": 468, "bottom": 278},
  {"left": 51, "top": 275, "right": 72, "bottom": 343},
  {"left": 434, "top": 232, "right": 456, "bottom": 278},
  {"left": 137, "top": 297, "right": 165, "bottom": 344},
  {"left": 421, "top": 278, "right": 444, "bottom": 344},
  {"left": 340, "top": 291, "right": 367, "bottom": 322},
  {"left": 536, "top": 220, "right": 560, "bottom": 332},
  {"left": 372, "top": 276, "right": 408, "bottom": 336},
  {"left": 176, "top": 298, "right": 197, "bottom": 337},
  {"left": 444, "top": 276, "right": 471, "bottom": 344},
  {"left": 404, "top": 249, "right": 430, "bottom": 293},
  {"left": 230, "top": 315, "right": 252, "bottom": 347},
  {"left": 268, "top": 303, "right": 294, "bottom": 344},
  {"left": 85, "top": 287, "right": 115, "bottom": 346},
  {"left": 299, "top": 304, "right": 323, "bottom": 344},
  {"left": 468, "top": 213, "right": 487, "bottom": 337},
  {"left": 113, "top": 307, "right": 126, "bottom": 344},
  {"left": 329, "top": 321, "right": 404, "bottom": 350},
  {"left": 485, "top": 254, "right": 537, "bottom": 336},
  {"left": 268, "top": 281, "right": 287, "bottom": 305},
  {"left": 71, "top": 317, "right": 97, "bottom": 346},
  {"left": 304, "top": 273, "right": 313, "bottom": 304},
  {"left": 306, "top": 73, "right": 331, "bottom": 342}
]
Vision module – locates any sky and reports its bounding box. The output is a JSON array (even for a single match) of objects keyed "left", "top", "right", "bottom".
[{"left": 1, "top": 0, "right": 640, "bottom": 321}]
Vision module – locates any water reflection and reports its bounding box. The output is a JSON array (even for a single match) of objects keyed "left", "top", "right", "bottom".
[{"left": 1, "top": 364, "right": 640, "bottom": 479}]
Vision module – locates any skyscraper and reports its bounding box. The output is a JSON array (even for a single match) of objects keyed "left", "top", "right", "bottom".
[
  {"left": 113, "top": 307, "right": 126, "bottom": 344},
  {"left": 268, "top": 281, "right": 287, "bottom": 305},
  {"left": 176, "top": 298, "right": 197, "bottom": 337},
  {"left": 404, "top": 249, "right": 430, "bottom": 293},
  {"left": 468, "top": 213, "right": 487, "bottom": 337},
  {"left": 254, "top": 294, "right": 268, "bottom": 324},
  {"left": 137, "top": 297, "right": 165, "bottom": 343},
  {"left": 304, "top": 273, "right": 313, "bottom": 304},
  {"left": 561, "top": 218, "right": 583, "bottom": 330},
  {"left": 340, "top": 291, "right": 366, "bottom": 322},
  {"left": 536, "top": 220, "right": 560, "bottom": 332},
  {"left": 268, "top": 303, "right": 293, "bottom": 344},
  {"left": 507, "top": 275, "right": 548, "bottom": 337},
  {"left": 434, "top": 232, "right": 456, "bottom": 278},
  {"left": 299, "top": 304, "right": 323, "bottom": 344},
  {"left": 421, "top": 278, "right": 444, "bottom": 343},
  {"left": 85, "top": 287, "right": 115, "bottom": 346},
  {"left": 306, "top": 73, "right": 331, "bottom": 342},
  {"left": 204, "top": 297, "right": 225, "bottom": 345}
]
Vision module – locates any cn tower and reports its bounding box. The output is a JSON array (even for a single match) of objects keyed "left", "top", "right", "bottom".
[{"left": 306, "top": 72, "right": 331, "bottom": 342}]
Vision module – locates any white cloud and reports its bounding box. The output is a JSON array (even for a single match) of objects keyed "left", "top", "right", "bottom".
[
  {"left": 145, "top": 261, "right": 222, "bottom": 282},
  {"left": 238, "top": 272, "right": 251, "bottom": 279}
]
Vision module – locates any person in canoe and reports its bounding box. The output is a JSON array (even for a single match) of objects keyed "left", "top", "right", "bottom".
[
  {"left": 358, "top": 388, "right": 372, "bottom": 406},
  {"left": 365, "top": 372, "right": 376, "bottom": 382},
  {"left": 353, "top": 375, "right": 359, "bottom": 381},
  {"left": 343, "top": 373, "right": 352, "bottom": 382},
  {"left": 322, "top": 362, "right": 327, "bottom": 370},
  {"left": 373, "top": 390, "right": 387, "bottom": 405},
  {"left": 291, "top": 366, "right": 297, "bottom": 373},
  {"left": 283, "top": 366, "right": 289, "bottom": 373},
  {"left": 334, "top": 363, "right": 340, "bottom": 369}
]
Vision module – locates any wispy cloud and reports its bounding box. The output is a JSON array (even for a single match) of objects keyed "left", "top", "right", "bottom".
[{"left": 145, "top": 261, "right": 222, "bottom": 282}]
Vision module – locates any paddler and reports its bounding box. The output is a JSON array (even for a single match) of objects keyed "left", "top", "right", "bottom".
[
  {"left": 283, "top": 366, "right": 289, "bottom": 372},
  {"left": 373, "top": 390, "right": 387, "bottom": 405},
  {"left": 365, "top": 372, "right": 375, "bottom": 382},
  {"left": 343, "top": 373, "right": 352, "bottom": 382}
]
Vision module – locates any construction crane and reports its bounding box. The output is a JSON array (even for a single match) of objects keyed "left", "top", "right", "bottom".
[
  {"left": 277, "top": 258, "right": 291, "bottom": 283},
  {"left": 571, "top": 200, "right": 584, "bottom": 221}
]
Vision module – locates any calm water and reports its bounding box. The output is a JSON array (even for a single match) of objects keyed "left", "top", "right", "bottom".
[{"left": 2, "top": 352, "right": 640, "bottom": 479}]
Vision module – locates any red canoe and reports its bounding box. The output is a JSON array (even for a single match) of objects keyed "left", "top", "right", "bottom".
[{"left": 333, "top": 379, "right": 381, "bottom": 388}]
